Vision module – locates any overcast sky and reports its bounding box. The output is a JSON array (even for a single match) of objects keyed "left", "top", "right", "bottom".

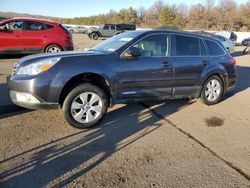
[{"left": 0, "top": 0, "right": 248, "bottom": 18}]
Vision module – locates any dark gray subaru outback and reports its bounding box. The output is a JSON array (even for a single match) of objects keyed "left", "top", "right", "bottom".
[{"left": 8, "top": 30, "right": 237, "bottom": 129}]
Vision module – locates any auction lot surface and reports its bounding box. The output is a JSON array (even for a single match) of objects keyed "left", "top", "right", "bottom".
[{"left": 0, "top": 34, "right": 250, "bottom": 187}]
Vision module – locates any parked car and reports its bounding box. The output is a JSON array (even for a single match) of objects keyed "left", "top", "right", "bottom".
[
  {"left": 70, "top": 26, "right": 88, "bottom": 34},
  {"left": 87, "top": 23, "right": 136, "bottom": 40},
  {"left": 214, "top": 35, "right": 235, "bottom": 53},
  {"left": 242, "top": 37, "right": 250, "bottom": 46},
  {"left": 215, "top": 31, "right": 237, "bottom": 44},
  {"left": 0, "top": 17, "right": 74, "bottom": 54},
  {"left": 8, "top": 30, "right": 237, "bottom": 129}
]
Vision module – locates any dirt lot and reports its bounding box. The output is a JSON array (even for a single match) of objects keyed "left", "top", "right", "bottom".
[{"left": 0, "top": 34, "right": 250, "bottom": 188}]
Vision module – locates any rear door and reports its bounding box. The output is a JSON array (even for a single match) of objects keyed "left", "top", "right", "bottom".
[
  {"left": 22, "top": 21, "right": 49, "bottom": 53},
  {"left": 102, "top": 25, "right": 110, "bottom": 37},
  {"left": 118, "top": 33, "right": 173, "bottom": 99},
  {"left": 171, "top": 34, "right": 209, "bottom": 98},
  {"left": 0, "top": 20, "right": 24, "bottom": 53}
]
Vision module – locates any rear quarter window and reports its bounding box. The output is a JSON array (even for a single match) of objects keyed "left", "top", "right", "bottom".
[
  {"left": 205, "top": 40, "right": 225, "bottom": 56},
  {"left": 25, "top": 21, "right": 54, "bottom": 31}
]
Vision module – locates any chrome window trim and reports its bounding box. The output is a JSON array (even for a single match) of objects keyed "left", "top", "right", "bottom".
[{"left": 120, "top": 32, "right": 227, "bottom": 59}]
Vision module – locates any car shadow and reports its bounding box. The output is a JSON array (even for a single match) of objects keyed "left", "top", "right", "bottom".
[
  {"left": 0, "top": 83, "right": 28, "bottom": 117},
  {"left": 0, "top": 100, "right": 193, "bottom": 187},
  {"left": 223, "top": 65, "right": 250, "bottom": 100},
  {"left": 0, "top": 54, "right": 27, "bottom": 60}
]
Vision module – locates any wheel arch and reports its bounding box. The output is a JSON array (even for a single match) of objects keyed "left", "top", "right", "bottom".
[
  {"left": 199, "top": 72, "right": 226, "bottom": 97},
  {"left": 44, "top": 43, "right": 63, "bottom": 52},
  {"left": 59, "top": 73, "right": 112, "bottom": 107}
]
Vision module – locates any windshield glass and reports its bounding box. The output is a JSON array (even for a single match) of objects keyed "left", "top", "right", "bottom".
[{"left": 90, "top": 31, "right": 143, "bottom": 53}]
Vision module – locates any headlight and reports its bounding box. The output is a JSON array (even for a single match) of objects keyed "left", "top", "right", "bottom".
[{"left": 16, "top": 57, "right": 61, "bottom": 76}]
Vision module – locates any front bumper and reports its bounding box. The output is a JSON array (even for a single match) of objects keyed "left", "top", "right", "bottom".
[{"left": 7, "top": 73, "right": 61, "bottom": 110}]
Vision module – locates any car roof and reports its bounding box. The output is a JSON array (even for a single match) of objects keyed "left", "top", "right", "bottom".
[
  {"left": 2, "top": 17, "right": 59, "bottom": 25},
  {"left": 130, "top": 29, "right": 216, "bottom": 41}
]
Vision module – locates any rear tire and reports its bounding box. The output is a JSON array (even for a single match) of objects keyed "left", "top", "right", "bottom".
[
  {"left": 201, "top": 75, "right": 224, "bottom": 105},
  {"left": 91, "top": 33, "right": 99, "bottom": 40},
  {"left": 45, "top": 44, "right": 62, "bottom": 53},
  {"left": 62, "top": 83, "right": 108, "bottom": 129}
]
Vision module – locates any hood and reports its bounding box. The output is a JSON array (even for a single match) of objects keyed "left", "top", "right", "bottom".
[{"left": 17, "top": 50, "right": 109, "bottom": 67}]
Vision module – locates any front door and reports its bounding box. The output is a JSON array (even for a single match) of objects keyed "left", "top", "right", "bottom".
[
  {"left": 0, "top": 20, "right": 24, "bottom": 53},
  {"left": 118, "top": 33, "right": 173, "bottom": 99}
]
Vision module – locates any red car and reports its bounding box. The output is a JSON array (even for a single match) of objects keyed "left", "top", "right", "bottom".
[{"left": 0, "top": 17, "right": 74, "bottom": 54}]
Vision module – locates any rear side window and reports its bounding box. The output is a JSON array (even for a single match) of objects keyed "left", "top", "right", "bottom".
[
  {"left": 205, "top": 40, "right": 225, "bottom": 56},
  {"left": 45, "top": 24, "right": 54, "bottom": 30},
  {"left": 175, "top": 35, "right": 200, "bottom": 56},
  {"left": 25, "top": 21, "right": 54, "bottom": 31},
  {"left": 103, "top": 25, "right": 109, "bottom": 30}
]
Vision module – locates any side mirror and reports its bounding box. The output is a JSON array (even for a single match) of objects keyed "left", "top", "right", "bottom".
[{"left": 123, "top": 47, "right": 141, "bottom": 58}]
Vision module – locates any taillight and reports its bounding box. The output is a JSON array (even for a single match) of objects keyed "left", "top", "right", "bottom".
[{"left": 230, "top": 58, "right": 236, "bottom": 66}]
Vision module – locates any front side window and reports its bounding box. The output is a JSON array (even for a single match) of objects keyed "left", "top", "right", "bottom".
[
  {"left": 0, "top": 21, "right": 23, "bottom": 31},
  {"left": 132, "top": 34, "right": 170, "bottom": 57},
  {"left": 175, "top": 35, "right": 200, "bottom": 56},
  {"left": 205, "top": 40, "right": 225, "bottom": 56}
]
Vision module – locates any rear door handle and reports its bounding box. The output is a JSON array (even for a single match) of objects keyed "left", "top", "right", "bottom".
[
  {"left": 162, "top": 62, "right": 172, "bottom": 67},
  {"left": 203, "top": 60, "right": 209, "bottom": 66}
]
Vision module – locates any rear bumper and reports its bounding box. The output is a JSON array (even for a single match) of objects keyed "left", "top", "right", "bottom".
[
  {"left": 63, "top": 46, "right": 74, "bottom": 51},
  {"left": 225, "top": 74, "right": 237, "bottom": 93}
]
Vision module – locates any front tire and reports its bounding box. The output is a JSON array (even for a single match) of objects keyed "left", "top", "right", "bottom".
[
  {"left": 201, "top": 75, "right": 224, "bottom": 105},
  {"left": 62, "top": 83, "right": 108, "bottom": 129}
]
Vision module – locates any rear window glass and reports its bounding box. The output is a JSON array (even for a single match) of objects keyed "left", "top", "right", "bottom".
[
  {"left": 205, "top": 40, "right": 225, "bottom": 56},
  {"left": 175, "top": 35, "right": 200, "bottom": 56}
]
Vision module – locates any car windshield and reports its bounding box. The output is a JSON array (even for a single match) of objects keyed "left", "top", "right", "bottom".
[{"left": 90, "top": 31, "right": 142, "bottom": 53}]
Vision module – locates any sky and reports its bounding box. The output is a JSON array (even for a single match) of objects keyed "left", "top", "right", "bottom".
[{"left": 0, "top": 0, "right": 248, "bottom": 18}]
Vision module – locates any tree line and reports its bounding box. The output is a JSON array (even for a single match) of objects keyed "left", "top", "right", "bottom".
[{"left": 53, "top": 0, "right": 250, "bottom": 31}]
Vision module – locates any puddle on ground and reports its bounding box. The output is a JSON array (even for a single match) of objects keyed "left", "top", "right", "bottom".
[{"left": 205, "top": 116, "right": 225, "bottom": 127}]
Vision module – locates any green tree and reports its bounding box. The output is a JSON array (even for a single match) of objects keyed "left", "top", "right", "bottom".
[{"left": 159, "top": 6, "right": 175, "bottom": 27}]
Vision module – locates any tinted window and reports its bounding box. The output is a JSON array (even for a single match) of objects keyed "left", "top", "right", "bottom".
[
  {"left": 45, "top": 24, "right": 54, "bottom": 30},
  {"left": 132, "top": 34, "right": 170, "bottom": 57},
  {"left": 110, "top": 25, "right": 115, "bottom": 30},
  {"left": 205, "top": 40, "right": 225, "bottom": 56},
  {"left": 175, "top": 35, "right": 200, "bottom": 56},
  {"left": 0, "top": 21, "right": 23, "bottom": 31},
  {"left": 103, "top": 25, "right": 109, "bottom": 30},
  {"left": 200, "top": 40, "right": 207, "bottom": 56},
  {"left": 25, "top": 21, "right": 46, "bottom": 31}
]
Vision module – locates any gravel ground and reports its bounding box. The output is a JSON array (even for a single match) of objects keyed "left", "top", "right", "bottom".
[{"left": 0, "top": 34, "right": 249, "bottom": 187}]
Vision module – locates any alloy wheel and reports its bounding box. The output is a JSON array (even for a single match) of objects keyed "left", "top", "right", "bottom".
[
  {"left": 205, "top": 79, "right": 222, "bottom": 102},
  {"left": 71, "top": 92, "right": 103, "bottom": 123}
]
